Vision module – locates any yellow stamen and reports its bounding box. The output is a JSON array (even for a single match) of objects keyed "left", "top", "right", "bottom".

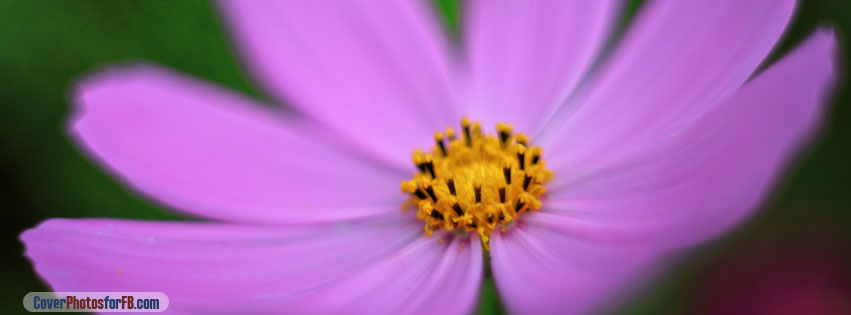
[{"left": 401, "top": 118, "right": 553, "bottom": 250}]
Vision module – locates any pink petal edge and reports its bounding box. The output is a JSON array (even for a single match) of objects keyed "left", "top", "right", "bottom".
[
  {"left": 545, "top": 29, "right": 838, "bottom": 249},
  {"left": 461, "top": 0, "right": 621, "bottom": 134},
  {"left": 542, "top": 0, "right": 799, "bottom": 174},
  {"left": 71, "top": 64, "right": 405, "bottom": 224},
  {"left": 21, "top": 215, "right": 482, "bottom": 314},
  {"left": 218, "top": 0, "right": 462, "bottom": 170},
  {"left": 490, "top": 222, "right": 661, "bottom": 315}
]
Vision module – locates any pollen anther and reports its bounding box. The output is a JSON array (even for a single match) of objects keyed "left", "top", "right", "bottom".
[{"left": 401, "top": 118, "right": 553, "bottom": 250}]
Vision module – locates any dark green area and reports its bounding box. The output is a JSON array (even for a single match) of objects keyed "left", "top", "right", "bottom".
[
  {"left": 434, "top": 0, "right": 462, "bottom": 40},
  {"left": 0, "top": 1, "right": 848, "bottom": 314}
]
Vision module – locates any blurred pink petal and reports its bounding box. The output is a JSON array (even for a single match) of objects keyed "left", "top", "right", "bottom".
[
  {"left": 542, "top": 0, "right": 797, "bottom": 173},
  {"left": 21, "top": 215, "right": 482, "bottom": 314},
  {"left": 542, "top": 30, "right": 837, "bottom": 248},
  {"left": 698, "top": 231, "right": 851, "bottom": 315},
  {"left": 462, "top": 0, "right": 620, "bottom": 133},
  {"left": 219, "top": 1, "right": 460, "bottom": 169},
  {"left": 490, "top": 221, "right": 660, "bottom": 315},
  {"left": 71, "top": 65, "right": 404, "bottom": 224}
]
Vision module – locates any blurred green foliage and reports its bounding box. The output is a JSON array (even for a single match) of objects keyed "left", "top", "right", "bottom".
[{"left": 0, "top": 1, "right": 848, "bottom": 314}]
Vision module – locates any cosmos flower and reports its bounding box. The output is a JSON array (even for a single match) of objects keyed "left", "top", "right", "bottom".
[{"left": 22, "top": 1, "right": 836, "bottom": 314}]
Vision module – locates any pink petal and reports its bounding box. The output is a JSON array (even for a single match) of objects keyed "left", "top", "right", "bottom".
[
  {"left": 219, "top": 1, "right": 460, "bottom": 169},
  {"left": 71, "top": 64, "right": 405, "bottom": 224},
  {"left": 490, "top": 222, "right": 661, "bottom": 314},
  {"left": 544, "top": 30, "right": 838, "bottom": 248},
  {"left": 462, "top": 1, "right": 620, "bottom": 133},
  {"left": 542, "top": 0, "right": 797, "bottom": 172},
  {"left": 21, "top": 215, "right": 482, "bottom": 314}
]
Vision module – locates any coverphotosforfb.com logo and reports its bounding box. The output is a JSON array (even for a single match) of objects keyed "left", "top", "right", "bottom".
[{"left": 23, "top": 292, "right": 169, "bottom": 312}]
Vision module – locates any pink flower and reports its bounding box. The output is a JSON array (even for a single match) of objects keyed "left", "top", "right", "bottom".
[{"left": 21, "top": 1, "right": 837, "bottom": 314}]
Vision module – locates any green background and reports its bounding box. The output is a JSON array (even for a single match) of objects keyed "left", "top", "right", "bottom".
[{"left": 1, "top": 1, "right": 849, "bottom": 314}]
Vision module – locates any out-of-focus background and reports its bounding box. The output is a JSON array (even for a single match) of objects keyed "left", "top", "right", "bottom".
[{"left": 1, "top": 1, "right": 849, "bottom": 314}]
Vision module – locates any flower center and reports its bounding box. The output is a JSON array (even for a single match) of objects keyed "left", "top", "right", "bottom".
[{"left": 401, "top": 118, "right": 552, "bottom": 250}]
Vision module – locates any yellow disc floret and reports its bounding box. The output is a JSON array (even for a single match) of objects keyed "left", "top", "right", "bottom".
[{"left": 401, "top": 118, "right": 553, "bottom": 250}]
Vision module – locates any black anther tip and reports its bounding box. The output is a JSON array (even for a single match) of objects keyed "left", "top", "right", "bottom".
[{"left": 452, "top": 203, "right": 464, "bottom": 216}]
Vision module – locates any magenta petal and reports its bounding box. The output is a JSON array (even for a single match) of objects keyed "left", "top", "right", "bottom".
[
  {"left": 490, "top": 223, "right": 660, "bottom": 314},
  {"left": 219, "top": 1, "right": 460, "bottom": 169},
  {"left": 310, "top": 235, "right": 483, "bottom": 314},
  {"left": 21, "top": 216, "right": 482, "bottom": 314},
  {"left": 545, "top": 30, "right": 838, "bottom": 248},
  {"left": 71, "top": 65, "right": 404, "bottom": 224},
  {"left": 543, "top": 0, "right": 797, "bottom": 171},
  {"left": 462, "top": 1, "right": 620, "bottom": 133}
]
